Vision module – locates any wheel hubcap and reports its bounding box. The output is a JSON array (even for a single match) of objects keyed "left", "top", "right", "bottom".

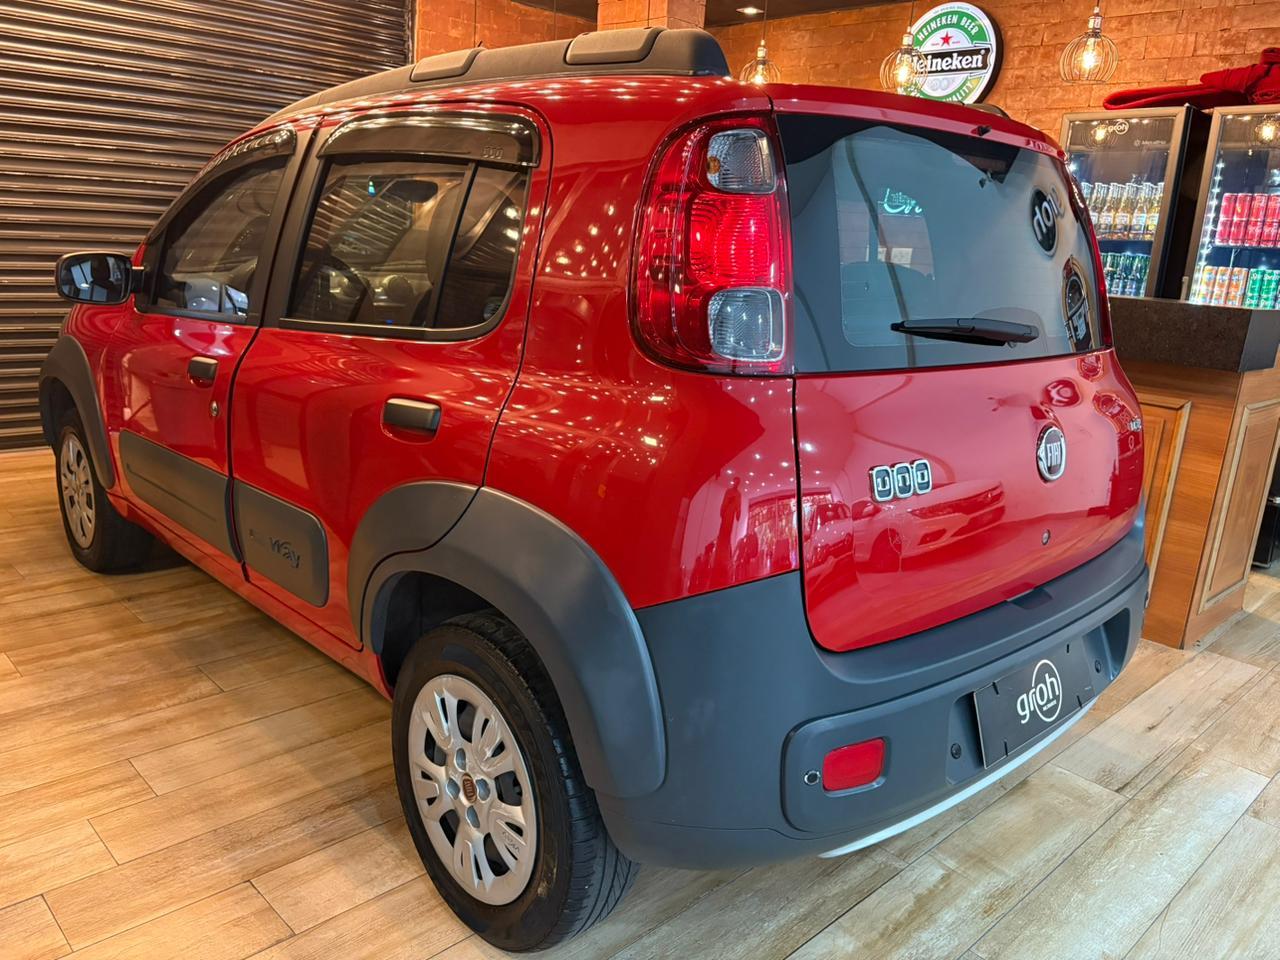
[
  {"left": 59, "top": 434, "right": 95, "bottom": 549},
  {"left": 408, "top": 674, "right": 538, "bottom": 905}
]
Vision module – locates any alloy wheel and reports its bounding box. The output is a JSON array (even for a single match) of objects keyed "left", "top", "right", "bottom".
[
  {"left": 60, "top": 433, "right": 95, "bottom": 549},
  {"left": 408, "top": 673, "right": 538, "bottom": 905}
]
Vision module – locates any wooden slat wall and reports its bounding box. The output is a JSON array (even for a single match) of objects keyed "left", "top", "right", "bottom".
[{"left": 0, "top": 0, "right": 411, "bottom": 449}]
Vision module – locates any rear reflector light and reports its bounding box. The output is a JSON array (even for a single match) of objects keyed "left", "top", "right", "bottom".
[
  {"left": 706, "top": 128, "right": 776, "bottom": 193},
  {"left": 709, "top": 287, "right": 784, "bottom": 363},
  {"left": 633, "top": 116, "right": 792, "bottom": 375},
  {"left": 822, "top": 738, "right": 885, "bottom": 792}
]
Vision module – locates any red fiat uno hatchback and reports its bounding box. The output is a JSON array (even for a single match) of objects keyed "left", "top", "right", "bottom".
[{"left": 41, "top": 27, "right": 1147, "bottom": 950}]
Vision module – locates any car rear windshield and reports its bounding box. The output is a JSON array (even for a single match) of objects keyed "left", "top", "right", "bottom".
[{"left": 779, "top": 114, "right": 1103, "bottom": 373}]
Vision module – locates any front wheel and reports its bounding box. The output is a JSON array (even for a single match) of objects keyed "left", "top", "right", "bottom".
[
  {"left": 55, "top": 409, "right": 152, "bottom": 572},
  {"left": 391, "top": 612, "right": 637, "bottom": 951}
]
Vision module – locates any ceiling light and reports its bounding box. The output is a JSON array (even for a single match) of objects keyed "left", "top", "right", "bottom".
[
  {"left": 1060, "top": 4, "right": 1119, "bottom": 83},
  {"left": 737, "top": 5, "right": 763, "bottom": 13}
]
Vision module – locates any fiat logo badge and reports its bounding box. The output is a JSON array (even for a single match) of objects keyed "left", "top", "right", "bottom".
[{"left": 1037, "top": 425, "right": 1067, "bottom": 482}]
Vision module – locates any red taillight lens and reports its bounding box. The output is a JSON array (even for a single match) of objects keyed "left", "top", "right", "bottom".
[
  {"left": 822, "top": 738, "right": 885, "bottom": 792},
  {"left": 634, "top": 117, "right": 792, "bottom": 375}
]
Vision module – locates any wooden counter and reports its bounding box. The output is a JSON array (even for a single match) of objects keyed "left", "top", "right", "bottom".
[{"left": 1113, "top": 297, "right": 1280, "bottom": 648}]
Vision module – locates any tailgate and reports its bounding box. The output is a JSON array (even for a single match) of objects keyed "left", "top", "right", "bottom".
[{"left": 779, "top": 110, "right": 1143, "bottom": 652}]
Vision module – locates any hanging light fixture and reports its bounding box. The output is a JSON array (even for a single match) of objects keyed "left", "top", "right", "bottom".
[
  {"left": 880, "top": 1, "right": 929, "bottom": 96},
  {"left": 1060, "top": 4, "right": 1119, "bottom": 83},
  {"left": 739, "top": 0, "right": 780, "bottom": 85},
  {"left": 1255, "top": 114, "right": 1280, "bottom": 145}
]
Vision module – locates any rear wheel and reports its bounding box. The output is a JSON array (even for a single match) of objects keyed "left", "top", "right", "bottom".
[
  {"left": 392, "top": 611, "right": 637, "bottom": 951},
  {"left": 55, "top": 409, "right": 152, "bottom": 572}
]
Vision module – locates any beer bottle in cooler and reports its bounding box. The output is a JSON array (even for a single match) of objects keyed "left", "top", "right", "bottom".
[
  {"left": 1097, "top": 183, "right": 1121, "bottom": 238},
  {"left": 1144, "top": 183, "right": 1163, "bottom": 242},
  {"left": 1262, "top": 270, "right": 1280, "bottom": 309},
  {"left": 1131, "top": 183, "right": 1151, "bottom": 240},
  {"left": 1114, "top": 181, "right": 1137, "bottom": 239}
]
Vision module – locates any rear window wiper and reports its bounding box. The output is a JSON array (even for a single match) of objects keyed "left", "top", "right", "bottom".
[{"left": 890, "top": 317, "right": 1040, "bottom": 346}]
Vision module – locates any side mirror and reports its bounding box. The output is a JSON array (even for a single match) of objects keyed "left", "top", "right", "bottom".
[{"left": 55, "top": 251, "right": 139, "bottom": 305}]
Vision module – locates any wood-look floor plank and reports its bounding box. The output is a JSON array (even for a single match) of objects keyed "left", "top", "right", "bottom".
[
  {"left": 1054, "top": 651, "right": 1259, "bottom": 796},
  {"left": 0, "top": 763, "right": 154, "bottom": 849},
  {"left": 0, "top": 897, "right": 70, "bottom": 960},
  {"left": 1125, "top": 814, "right": 1280, "bottom": 960},
  {"left": 1205, "top": 589, "right": 1280, "bottom": 668},
  {"left": 0, "top": 822, "right": 116, "bottom": 913},
  {"left": 1247, "top": 771, "right": 1280, "bottom": 828},
  {"left": 0, "top": 651, "right": 18, "bottom": 680},
  {"left": 1191, "top": 665, "right": 1280, "bottom": 778},
  {"left": 131, "top": 686, "right": 389, "bottom": 795},
  {"left": 611, "top": 847, "right": 900, "bottom": 960},
  {"left": 0, "top": 669, "right": 222, "bottom": 757},
  {"left": 787, "top": 764, "right": 1122, "bottom": 960},
  {"left": 91, "top": 722, "right": 392, "bottom": 863},
  {"left": 1090, "top": 639, "right": 1192, "bottom": 722},
  {"left": 252, "top": 817, "right": 423, "bottom": 933},
  {"left": 246, "top": 876, "right": 468, "bottom": 960},
  {"left": 0, "top": 603, "right": 148, "bottom": 655},
  {"left": 5, "top": 606, "right": 280, "bottom": 679},
  {"left": 0, "top": 664, "right": 366, "bottom": 798},
  {"left": 973, "top": 749, "right": 1268, "bottom": 960},
  {"left": 44, "top": 772, "right": 399, "bottom": 949},
  {"left": 64, "top": 884, "right": 291, "bottom": 960},
  {"left": 200, "top": 642, "right": 331, "bottom": 692}
]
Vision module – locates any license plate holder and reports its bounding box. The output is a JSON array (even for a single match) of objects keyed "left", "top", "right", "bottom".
[{"left": 973, "top": 641, "right": 1095, "bottom": 767}]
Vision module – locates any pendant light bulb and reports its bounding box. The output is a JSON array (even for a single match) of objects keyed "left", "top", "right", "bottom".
[
  {"left": 1060, "top": 5, "right": 1119, "bottom": 83},
  {"left": 880, "top": 31, "right": 930, "bottom": 96},
  {"left": 740, "top": 39, "right": 780, "bottom": 85}
]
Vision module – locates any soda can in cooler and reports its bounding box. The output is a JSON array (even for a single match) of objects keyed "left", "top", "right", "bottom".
[
  {"left": 1245, "top": 194, "right": 1269, "bottom": 246},
  {"left": 1229, "top": 194, "right": 1253, "bottom": 246},
  {"left": 1216, "top": 193, "right": 1237, "bottom": 244},
  {"left": 1211, "top": 265, "right": 1232, "bottom": 305},
  {"left": 1263, "top": 195, "right": 1280, "bottom": 248},
  {"left": 1263, "top": 270, "right": 1280, "bottom": 309},
  {"left": 1245, "top": 268, "right": 1264, "bottom": 308},
  {"left": 1197, "top": 265, "right": 1218, "bottom": 303},
  {"left": 1228, "top": 266, "right": 1249, "bottom": 306}
]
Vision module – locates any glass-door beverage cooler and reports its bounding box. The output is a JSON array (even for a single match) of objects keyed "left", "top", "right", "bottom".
[
  {"left": 1185, "top": 107, "right": 1280, "bottom": 309},
  {"left": 1061, "top": 106, "right": 1207, "bottom": 299}
]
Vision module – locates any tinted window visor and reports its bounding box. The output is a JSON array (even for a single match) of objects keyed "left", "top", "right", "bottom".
[{"left": 780, "top": 115, "right": 1102, "bottom": 373}]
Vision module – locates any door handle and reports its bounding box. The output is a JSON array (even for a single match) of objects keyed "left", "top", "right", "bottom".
[
  {"left": 383, "top": 398, "right": 442, "bottom": 435},
  {"left": 187, "top": 356, "right": 219, "bottom": 384}
]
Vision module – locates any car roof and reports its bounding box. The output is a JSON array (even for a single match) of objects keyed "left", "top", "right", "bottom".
[{"left": 247, "top": 27, "right": 1058, "bottom": 158}]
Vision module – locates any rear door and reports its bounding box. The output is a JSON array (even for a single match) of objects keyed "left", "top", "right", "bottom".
[
  {"left": 779, "top": 108, "right": 1144, "bottom": 653},
  {"left": 228, "top": 106, "right": 547, "bottom": 647},
  {"left": 104, "top": 126, "right": 304, "bottom": 569}
]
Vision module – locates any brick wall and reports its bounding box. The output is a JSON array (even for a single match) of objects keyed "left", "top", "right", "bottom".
[
  {"left": 416, "top": 0, "right": 593, "bottom": 57},
  {"left": 712, "top": 0, "right": 1279, "bottom": 137}
]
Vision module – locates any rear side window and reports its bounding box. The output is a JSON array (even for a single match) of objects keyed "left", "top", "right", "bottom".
[
  {"left": 153, "top": 158, "right": 286, "bottom": 317},
  {"left": 288, "top": 159, "right": 528, "bottom": 332},
  {"left": 780, "top": 115, "right": 1102, "bottom": 373}
]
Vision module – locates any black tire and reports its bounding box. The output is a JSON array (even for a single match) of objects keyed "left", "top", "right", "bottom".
[
  {"left": 392, "top": 611, "right": 638, "bottom": 952},
  {"left": 54, "top": 409, "right": 153, "bottom": 572}
]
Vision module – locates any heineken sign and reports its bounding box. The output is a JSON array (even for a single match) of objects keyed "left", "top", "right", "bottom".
[{"left": 908, "top": 2, "right": 1002, "bottom": 104}]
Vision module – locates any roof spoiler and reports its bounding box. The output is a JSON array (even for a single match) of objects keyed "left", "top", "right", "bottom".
[{"left": 263, "top": 27, "right": 730, "bottom": 124}]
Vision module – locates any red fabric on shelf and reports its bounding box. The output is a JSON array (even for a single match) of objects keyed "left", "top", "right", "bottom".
[{"left": 1102, "top": 48, "right": 1280, "bottom": 110}]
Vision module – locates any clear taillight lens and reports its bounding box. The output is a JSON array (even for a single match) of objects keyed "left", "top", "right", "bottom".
[{"left": 634, "top": 116, "right": 792, "bottom": 375}]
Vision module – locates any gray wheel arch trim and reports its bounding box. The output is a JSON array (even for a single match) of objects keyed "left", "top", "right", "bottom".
[
  {"left": 362, "top": 487, "right": 667, "bottom": 800},
  {"left": 39, "top": 335, "right": 116, "bottom": 489}
]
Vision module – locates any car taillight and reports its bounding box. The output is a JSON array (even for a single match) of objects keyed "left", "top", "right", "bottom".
[{"left": 634, "top": 117, "right": 792, "bottom": 375}]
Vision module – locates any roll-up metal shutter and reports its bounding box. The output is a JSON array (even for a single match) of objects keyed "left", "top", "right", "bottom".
[{"left": 0, "top": 0, "right": 411, "bottom": 449}]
